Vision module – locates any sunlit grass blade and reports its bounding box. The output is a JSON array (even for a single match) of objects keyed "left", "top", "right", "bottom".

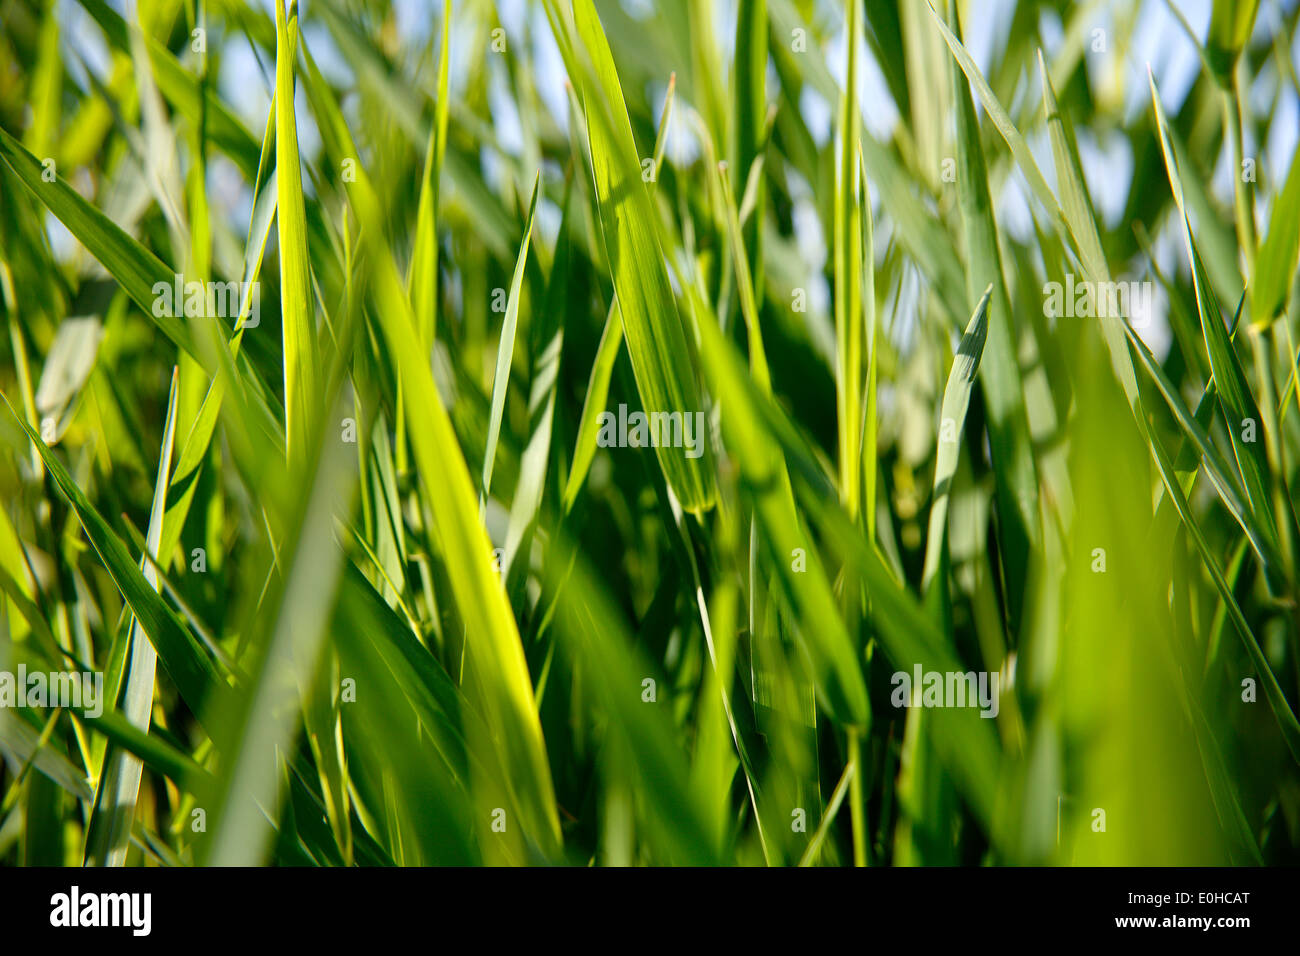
[
  {"left": 276, "top": 0, "right": 317, "bottom": 460},
  {"left": 556, "top": 0, "right": 717, "bottom": 514},
  {"left": 408, "top": 0, "right": 452, "bottom": 350},
  {"left": 834, "top": 0, "right": 863, "bottom": 520},
  {"left": 561, "top": 71, "right": 676, "bottom": 514},
  {"left": 77, "top": 0, "right": 262, "bottom": 179},
  {"left": 481, "top": 174, "right": 540, "bottom": 511}
]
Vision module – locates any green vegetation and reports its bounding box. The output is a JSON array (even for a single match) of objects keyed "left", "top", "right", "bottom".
[{"left": 1, "top": 0, "right": 1298, "bottom": 866}]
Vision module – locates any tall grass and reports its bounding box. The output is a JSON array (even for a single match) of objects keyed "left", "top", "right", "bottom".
[{"left": 1, "top": 0, "right": 1299, "bottom": 866}]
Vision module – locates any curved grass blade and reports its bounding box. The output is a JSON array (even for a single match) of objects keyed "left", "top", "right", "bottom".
[
  {"left": 921, "top": 285, "right": 990, "bottom": 597},
  {"left": 1144, "top": 419, "right": 1300, "bottom": 764},
  {"left": 1123, "top": 317, "right": 1283, "bottom": 580}
]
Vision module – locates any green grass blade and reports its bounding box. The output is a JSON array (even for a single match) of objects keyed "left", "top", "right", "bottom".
[
  {"left": 926, "top": 2, "right": 1071, "bottom": 253},
  {"left": 276, "top": 0, "right": 318, "bottom": 460},
  {"left": 561, "top": 71, "right": 676, "bottom": 514},
  {"left": 203, "top": 397, "right": 356, "bottom": 866},
  {"left": 1207, "top": 0, "right": 1261, "bottom": 84},
  {"left": 84, "top": 367, "right": 181, "bottom": 866},
  {"left": 1252, "top": 151, "right": 1300, "bottom": 328},
  {"left": 1149, "top": 72, "right": 1282, "bottom": 560},
  {"left": 834, "top": 0, "right": 863, "bottom": 519},
  {"left": 408, "top": 0, "right": 452, "bottom": 350},
  {"left": 732, "top": 0, "right": 767, "bottom": 311},
  {"left": 297, "top": 43, "right": 563, "bottom": 856},
  {"left": 1, "top": 397, "right": 231, "bottom": 726},
  {"left": 0, "top": 126, "right": 194, "bottom": 356},
  {"left": 562, "top": 0, "right": 717, "bottom": 514},
  {"left": 481, "top": 174, "right": 540, "bottom": 510},
  {"left": 921, "top": 285, "right": 990, "bottom": 594},
  {"left": 693, "top": 293, "right": 869, "bottom": 727},
  {"left": 945, "top": 1, "right": 1040, "bottom": 619}
]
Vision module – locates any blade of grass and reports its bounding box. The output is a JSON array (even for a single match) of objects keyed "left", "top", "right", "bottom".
[
  {"left": 1252, "top": 151, "right": 1300, "bottom": 328},
  {"left": 834, "top": 0, "right": 863, "bottom": 520},
  {"left": 558, "top": 0, "right": 717, "bottom": 514},
  {"left": 481, "top": 174, "right": 540, "bottom": 512},
  {"left": 276, "top": 0, "right": 317, "bottom": 461},
  {"left": 2, "top": 397, "right": 232, "bottom": 727},
  {"left": 1149, "top": 72, "right": 1287, "bottom": 576},
  {"left": 921, "top": 285, "right": 991, "bottom": 598},
  {"left": 408, "top": 0, "right": 452, "bottom": 350},
  {"left": 561, "top": 72, "right": 677, "bottom": 514},
  {"left": 944, "top": 3, "right": 1041, "bottom": 626},
  {"left": 84, "top": 367, "right": 181, "bottom": 867},
  {"left": 297, "top": 41, "right": 563, "bottom": 856}
]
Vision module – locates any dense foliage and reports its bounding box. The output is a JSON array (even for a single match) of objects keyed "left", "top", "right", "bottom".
[{"left": 1, "top": 0, "right": 1299, "bottom": 866}]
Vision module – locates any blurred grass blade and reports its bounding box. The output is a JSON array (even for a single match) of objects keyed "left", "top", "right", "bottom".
[
  {"left": 1251, "top": 151, "right": 1300, "bottom": 328},
  {"left": 1207, "top": 0, "right": 1261, "bottom": 84},
  {"left": 693, "top": 291, "right": 869, "bottom": 727},
  {"left": 926, "top": 2, "right": 1071, "bottom": 253},
  {"left": 731, "top": 0, "right": 767, "bottom": 311},
  {"left": 944, "top": 2, "right": 1041, "bottom": 624},
  {"left": 204, "top": 393, "right": 356, "bottom": 865},
  {"left": 408, "top": 0, "right": 452, "bottom": 349},
  {"left": 547, "top": 538, "right": 724, "bottom": 864}
]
